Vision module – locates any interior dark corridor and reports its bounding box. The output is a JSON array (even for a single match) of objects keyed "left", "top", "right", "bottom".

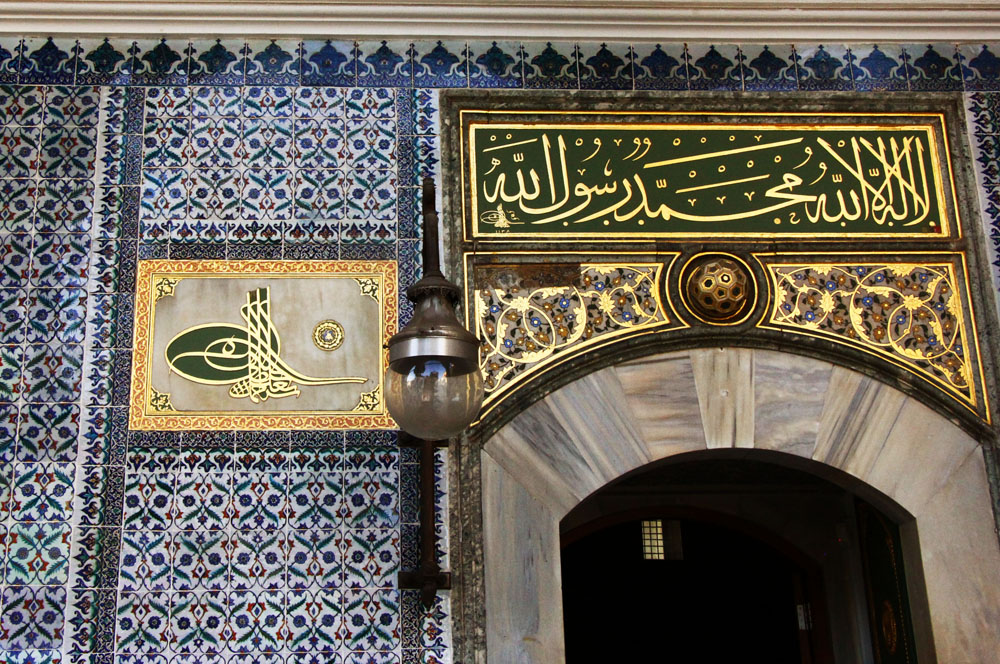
[
  {"left": 559, "top": 454, "right": 922, "bottom": 664},
  {"left": 562, "top": 517, "right": 806, "bottom": 662}
]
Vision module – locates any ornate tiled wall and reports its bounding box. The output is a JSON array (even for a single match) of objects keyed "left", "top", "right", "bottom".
[{"left": 0, "top": 35, "right": 998, "bottom": 663}]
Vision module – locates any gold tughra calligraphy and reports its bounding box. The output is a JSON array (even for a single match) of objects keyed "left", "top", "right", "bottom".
[{"left": 165, "top": 287, "right": 366, "bottom": 403}]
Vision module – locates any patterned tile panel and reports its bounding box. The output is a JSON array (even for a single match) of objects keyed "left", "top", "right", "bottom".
[
  {"left": 578, "top": 42, "right": 634, "bottom": 91},
  {"left": 0, "top": 31, "right": 995, "bottom": 664}
]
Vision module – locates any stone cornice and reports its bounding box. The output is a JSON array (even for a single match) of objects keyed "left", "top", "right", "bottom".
[{"left": 1, "top": 1, "right": 1000, "bottom": 41}]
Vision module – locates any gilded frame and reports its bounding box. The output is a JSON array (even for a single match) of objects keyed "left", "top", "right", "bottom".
[{"left": 129, "top": 259, "right": 398, "bottom": 431}]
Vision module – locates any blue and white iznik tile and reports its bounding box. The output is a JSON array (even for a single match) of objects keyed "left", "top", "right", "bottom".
[
  {"left": 412, "top": 41, "right": 468, "bottom": 88},
  {"left": 961, "top": 43, "right": 1000, "bottom": 91},
  {"left": 467, "top": 41, "right": 522, "bottom": 89},
  {"left": 851, "top": 44, "right": 909, "bottom": 92},
  {"left": 523, "top": 41, "right": 578, "bottom": 89},
  {"left": 578, "top": 42, "right": 633, "bottom": 91},
  {"left": 633, "top": 43, "right": 688, "bottom": 91}
]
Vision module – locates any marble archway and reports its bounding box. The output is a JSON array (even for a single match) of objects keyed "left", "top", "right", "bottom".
[{"left": 466, "top": 348, "right": 1000, "bottom": 663}]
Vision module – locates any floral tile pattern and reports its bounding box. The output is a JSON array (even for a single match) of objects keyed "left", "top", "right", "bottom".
[
  {"left": 356, "top": 42, "right": 412, "bottom": 88},
  {"left": 851, "top": 44, "right": 910, "bottom": 91},
  {"left": 523, "top": 41, "right": 579, "bottom": 89},
  {"left": 686, "top": 43, "right": 742, "bottom": 91},
  {"left": 412, "top": 42, "right": 467, "bottom": 89},
  {"left": 0, "top": 30, "right": 996, "bottom": 664},
  {"left": 633, "top": 43, "right": 688, "bottom": 90},
  {"left": 741, "top": 44, "right": 799, "bottom": 91},
  {"left": 968, "top": 90, "right": 1000, "bottom": 318},
  {"left": 962, "top": 44, "right": 1000, "bottom": 91},
  {"left": 301, "top": 41, "right": 356, "bottom": 88},
  {"left": 578, "top": 42, "right": 633, "bottom": 91},
  {"left": 467, "top": 41, "right": 522, "bottom": 89},
  {"left": 904, "top": 43, "right": 965, "bottom": 91},
  {"left": 794, "top": 43, "right": 854, "bottom": 90}
]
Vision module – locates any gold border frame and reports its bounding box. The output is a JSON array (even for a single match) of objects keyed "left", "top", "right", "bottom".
[
  {"left": 129, "top": 259, "right": 398, "bottom": 431},
  {"left": 753, "top": 251, "right": 989, "bottom": 423},
  {"left": 459, "top": 111, "right": 959, "bottom": 244}
]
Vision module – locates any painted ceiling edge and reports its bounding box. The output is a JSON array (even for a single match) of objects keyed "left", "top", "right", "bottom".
[{"left": 2, "top": 1, "right": 1000, "bottom": 39}]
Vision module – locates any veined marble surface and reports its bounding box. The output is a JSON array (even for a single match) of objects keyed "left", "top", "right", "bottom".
[{"left": 481, "top": 347, "right": 1000, "bottom": 663}]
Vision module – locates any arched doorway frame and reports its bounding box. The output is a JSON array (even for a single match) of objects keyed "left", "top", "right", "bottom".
[{"left": 450, "top": 347, "right": 1000, "bottom": 663}]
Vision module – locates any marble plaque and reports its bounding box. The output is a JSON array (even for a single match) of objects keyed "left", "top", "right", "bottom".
[{"left": 130, "top": 260, "right": 397, "bottom": 430}]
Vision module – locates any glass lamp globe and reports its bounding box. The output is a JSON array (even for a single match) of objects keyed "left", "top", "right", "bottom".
[{"left": 385, "top": 288, "right": 484, "bottom": 440}]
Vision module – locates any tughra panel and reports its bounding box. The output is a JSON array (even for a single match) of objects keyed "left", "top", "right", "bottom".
[{"left": 130, "top": 259, "right": 397, "bottom": 430}]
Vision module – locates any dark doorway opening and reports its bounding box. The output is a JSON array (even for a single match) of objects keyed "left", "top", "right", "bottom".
[
  {"left": 562, "top": 515, "right": 819, "bottom": 663},
  {"left": 560, "top": 453, "right": 923, "bottom": 663}
]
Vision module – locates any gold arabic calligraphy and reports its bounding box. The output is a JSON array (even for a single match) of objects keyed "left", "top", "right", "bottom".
[
  {"left": 472, "top": 124, "right": 946, "bottom": 236},
  {"left": 164, "top": 287, "right": 366, "bottom": 403}
]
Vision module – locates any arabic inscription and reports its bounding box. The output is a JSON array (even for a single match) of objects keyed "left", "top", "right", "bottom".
[{"left": 470, "top": 122, "right": 951, "bottom": 238}]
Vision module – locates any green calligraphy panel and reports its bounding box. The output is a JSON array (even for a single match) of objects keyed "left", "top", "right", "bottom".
[{"left": 467, "top": 120, "right": 954, "bottom": 239}]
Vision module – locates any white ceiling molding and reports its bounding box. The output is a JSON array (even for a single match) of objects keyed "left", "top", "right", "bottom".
[{"left": 1, "top": 1, "right": 1000, "bottom": 41}]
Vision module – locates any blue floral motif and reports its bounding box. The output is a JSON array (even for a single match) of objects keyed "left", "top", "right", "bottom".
[
  {"left": 477, "top": 42, "right": 515, "bottom": 77},
  {"left": 255, "top": 41, "right": 295, "bottom": 73},
  {"left": 858, "top": 46, "right": 899, "bottom": 79},
  {"left": 640, "top": 45, "right": 680, "bottom": 78},
  {"left": 141, "top": 40, "right": 183, "bottom": 74},
  {"left": 85, "top": 39, "right": 126, "bottom": 74},
  {"left": 309, "top": 41, "right": 348, "bottom": 74},
  {"left": 198, "top": 40, "right": 238, "bottom": 73},
  {"left": 366, "top": 41, "right": 404, "bottom": 76},
  {"left": 531, "top": 43, "right": 570, "bottom": 78},
  {"left": 802, "top": 46, "right": 842, "bottom": 80},
  {"left": 970, "top": 45, "right": 1000, "bottom": 79},
  {"left": 27, "top": 38, "right": 70, "bottom": 74},
  {"left": 748, "top": 46, "right": 788, "bottom": 79},
  {"left": 912, "top": 45, "right": 954, "bottom": 80},
  {"left": 586, "top": 44, "right": 624, "bottom": 78},
  {"left": 421, "top": 41, "right": 459, "bottom": 76},
  {"left": 694, "top": 46, "right": 733, "bottom": 80}
]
